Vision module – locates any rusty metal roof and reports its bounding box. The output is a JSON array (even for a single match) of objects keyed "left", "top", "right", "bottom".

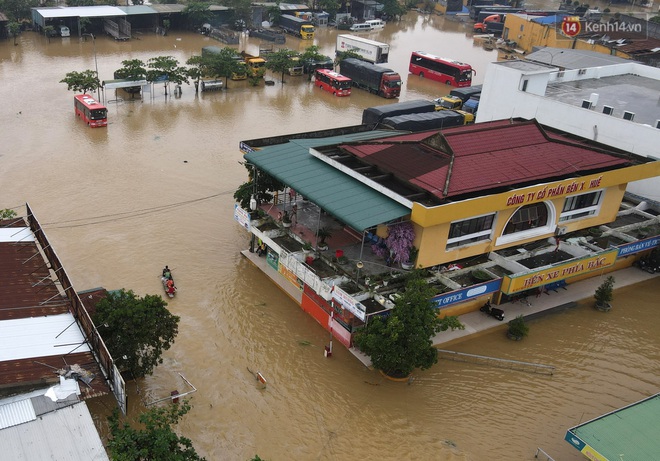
[{"left": 0, "top": 218, "right": 109, "bottom": 400}]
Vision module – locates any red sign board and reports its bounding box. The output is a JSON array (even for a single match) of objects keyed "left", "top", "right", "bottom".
[{"left": 561, "top": 17, "right": 581, "bottom": 37}]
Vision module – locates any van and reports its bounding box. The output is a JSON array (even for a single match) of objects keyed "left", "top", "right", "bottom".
[
  {"left": 349, "top": 23, "right": 373, "bottom": 32},
  {"left": 365, "top": 19, "right": 385, "bottom": 29},
  {"left": 58, "top": 25, "right": 70, "bottom": 37}
]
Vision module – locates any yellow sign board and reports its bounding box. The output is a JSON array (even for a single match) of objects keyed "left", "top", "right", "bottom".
[{"left": 503, "top": 250, "right": 617, "bottom": 294}]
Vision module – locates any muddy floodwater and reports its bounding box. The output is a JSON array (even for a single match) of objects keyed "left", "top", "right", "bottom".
[{"left": 2, "top": 9, "right": 660, "bottom": 461}]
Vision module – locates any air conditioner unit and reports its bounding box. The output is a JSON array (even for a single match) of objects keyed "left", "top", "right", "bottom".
[
  {"left": 555, "top": 226, "right": 568, "bottom": 236},
  {"left": 602, "top": 105, "right": 614, "bottom": 115},
  {"left": 623, "top": 111, "right": 635, "bottom": 121},
  {"left": 581, "top": 100, "right": 593, "bottom": 109},
  {"left": 578, "top": 69, "right": 587, "bottom": 75}
]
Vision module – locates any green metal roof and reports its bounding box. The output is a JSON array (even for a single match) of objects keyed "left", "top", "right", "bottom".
[
  {"left": 565, "top": 393, "right": 660, "bottom": 460},
  {"left": 244, "top": 131, "right": 411, "bottom": 232}
]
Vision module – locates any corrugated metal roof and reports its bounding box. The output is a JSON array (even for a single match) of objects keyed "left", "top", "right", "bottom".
[
  {"left": 0, "top": 400, "right": 109, "bottom": 460},
  {"left": 148, "top": 4, "right": 187, "bottom": 13},
  {"left": 116, "top": 5, "right": 158, "bottom": 15},
  {"left": 34, "top": 6, "right": 126, "bottom": 19},
  {"left": 342, "top": 120, "right": 629, "bottom": 201},
  {"left": 0, "top": 398, "right": 36, "bottom": 429},
  {"left": 567, "top": 393, "right": 660, "bottom": 460},
  {"left": 245, "top": 131, "right": 411, "bottom": 231}
]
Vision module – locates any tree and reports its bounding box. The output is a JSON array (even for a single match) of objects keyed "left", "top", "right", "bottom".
[
  {"left": 2, "top": 0, "right": 37, "bottom": 22},
  {"left": 107, "top": 400, "right": 206, "bottom": 461},
  {"left": 380, "top": 0, "right": 407, "bottom": 20},
  {"left": 264, "top": 48, "right": 299, "bottom": 83},
  {"left": 79, "top": 17, "right": 91, "bottom": 34},
  {"left": 146, "top": 56, "right": 189, "bottom": 96},
  {"left": 192, "top": 47, "right": 244, "bottom": 88},
  {"left": 183, "top": 2, "right": 213, "bottom": 29},
  {"left": 233, "top": 163, "right": 284, "bottom": 211},
  {"left": 60, "top": 69, "right": 101, "bottom": 95},
  {"left": 8, "top": 21, "right": 21, "bottom": 46},
  {"left": 353, "top": 270, "right": 464, "bottom": 377},
  {"left": 93, "top": 289, "right": 180, "bottom": 378},
  {"left": 334, "top": 50, "right": 362, "bottom": 69},
  {"left": 115, "top": 59, "right": 147, "bottom": 81},
  {"left": 0, "top": 208, "right": 18, "bottom": 219},
  {"left": 43, "top": 25, "right": 55, "bottom": 43}
]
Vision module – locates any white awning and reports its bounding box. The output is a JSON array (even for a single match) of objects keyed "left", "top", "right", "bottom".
[
  {"left": 103, "top": 79, "right": 149, "bottom": 89},
  {"left": 35, "top": 6, "right": 126, "bottom": 19}
]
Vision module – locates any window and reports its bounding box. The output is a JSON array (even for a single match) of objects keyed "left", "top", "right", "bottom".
[
  {"left": 559, "top": 190, "right": 603, "bottom": 222},
  {"left": 504, "top": 202, "right": 548, "bottom": 234},
  {"left": 447, "top": 214, "right": 495, "bottom": 249}
]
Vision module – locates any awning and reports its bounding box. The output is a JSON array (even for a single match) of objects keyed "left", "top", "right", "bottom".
[
  {"left": 102, "top": 79, "right": 148, "bottom": 89},
  {"left": 244, "top": 131, "right": 411, "bottom": 232},
  {"left": 35, "top": 6, "right": 127, "bottom": 19}
]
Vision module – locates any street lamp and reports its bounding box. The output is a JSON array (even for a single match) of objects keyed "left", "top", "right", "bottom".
[
  {"left": 533, "top": 48, "right": 564, "bottom": 67},
  {"left": 356, "top": 260, "right": 364, "bottom": 287},
  {"left": 83, "top": 33, "right": 100, "bottom": 101}
]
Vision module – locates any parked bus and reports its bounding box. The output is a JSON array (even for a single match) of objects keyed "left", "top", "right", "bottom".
[
  {"left": 314, "top": 69, "right": 352, "bottom": 96},
  {"left": 409, "top": 51, "right": 474, "bottom": 87},
  {"left": 73, "top": 94, "right": 108, "bottom": 128}
]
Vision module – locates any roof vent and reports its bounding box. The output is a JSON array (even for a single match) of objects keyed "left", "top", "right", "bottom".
[
  {"left": 623, "top": 111, "right": 635, "bottom": 121},
  {"left": 581, "top": 100, "right": 593, "bottom": 109},
  {"left": 602, "top": 105, "right": 614, "bottom": 115}
]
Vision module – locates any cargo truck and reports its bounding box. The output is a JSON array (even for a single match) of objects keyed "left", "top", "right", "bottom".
[
  {"left": 336, "top": 34, "right": 389, "bottom": 64},
  {"left": 380, "top": 110, "right": 475, "bottom": 132},
  {"left": 433, "top": 95, "right": 463, "bottom": 111},
  {"left": 362, "top": 99, "right": 436, "bottom": 125},
  {"left": 449, "top": 84, "right": 482, "bottom": 104},
  {"left": 279, "top": 14, "right": 315, "bottom": 39},
  {"left": 240, "top": 51, "right": 267, "bottom": 77},
  {"left": 339, "top": 58, "right": 401, "bottom": 99}
]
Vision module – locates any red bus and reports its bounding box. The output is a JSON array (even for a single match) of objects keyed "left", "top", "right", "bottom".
[
  {"left": 314, "top": 69, "right": 352, "bottom": 97},
  {"left": 74, "top": 94, "right": 108, "bottom": 127},
  {"left": 409, "top": 51, "right": 475, "bottom": 87}
]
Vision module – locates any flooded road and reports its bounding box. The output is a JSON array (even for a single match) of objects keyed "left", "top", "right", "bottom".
[{"left": 2, "top": 10, "right": 660, "bottom": 460}]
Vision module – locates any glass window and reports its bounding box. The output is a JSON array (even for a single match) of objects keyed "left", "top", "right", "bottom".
[
  {"left": 504, "top": 203, "right": 548, "bottom": 234},
  {"left": 447, "top": 214, "right": 495, "bottom": 249},
  {"left": 559, "top": 190, "right": 602, "bottom": 222}
]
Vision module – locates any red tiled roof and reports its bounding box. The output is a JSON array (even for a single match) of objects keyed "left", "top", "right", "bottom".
[{"left": 342, "top": 120, "right": 630, "bottom": 200}]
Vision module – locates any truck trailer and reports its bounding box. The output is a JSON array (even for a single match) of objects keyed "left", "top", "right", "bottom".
[
  {"left": 380, "top": 110, "right": 474, "bottom": 132},
  {"left": 336, "top": 34, "right": 389, "bottom": 64},
  {"left": 279, "top": 14, "right": 315, "bottom": 39},
  {"left": 339, "top": 58, "right": 401, "bottom": 99},
  {"left": 449, "top": 84, "right": 482, "bottom": 104},
  {"left": 362, "top": 99, "right": 436, "bottom": 125}
]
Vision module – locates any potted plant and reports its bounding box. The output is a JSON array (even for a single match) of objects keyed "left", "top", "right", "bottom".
[
  {"left": 594, "top": 275, "right": 615, "bottom": 312},
  {"left": 506, "top": 315, "right": 529, "bottom": 341},
  {"left": 401, "top": 246, "right": 418, "bottom": 270},
  {"left": 316, "top": 227, "right": 332, "bottom": 251},
  {"left": 282, "top": 211, "right": 292, "bottom": 228}
]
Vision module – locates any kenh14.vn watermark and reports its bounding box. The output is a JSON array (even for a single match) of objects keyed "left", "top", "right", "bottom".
[{"left": 557, "top": 14, "right": 650, "bottom": 41}]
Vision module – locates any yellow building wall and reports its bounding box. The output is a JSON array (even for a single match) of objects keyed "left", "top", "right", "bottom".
[
  {"left": 412, "top": 164, "right": 659, "bottom": 268},
  {"left": 502, "top": 15, "right": 634, "bottom": 59}
]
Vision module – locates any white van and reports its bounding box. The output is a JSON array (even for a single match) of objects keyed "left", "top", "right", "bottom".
[
  {"left": 58, "top": 25, "right": 70, "bottom": 37},
  {"left": 349, "top": 23, "right": 373, "bottom": 32},
  {"left": 365, "top": 19, "right": 385, "bottom": 29}
]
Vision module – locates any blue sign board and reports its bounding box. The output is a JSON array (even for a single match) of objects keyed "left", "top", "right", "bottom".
[
  {"left": 432, "top": 279, "right": 502, "bottom": 309},
  {"left": 617, "top": 236, "right": 660, "bottom": 257},
  {"left": 564, "top": 431, "right": 586, "bottom": 451}
]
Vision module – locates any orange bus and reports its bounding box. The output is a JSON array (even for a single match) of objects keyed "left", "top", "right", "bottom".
[
  {"left": 314, "top": 69, "right": 351, "bottom": 97},
  {"left": 74, "top": 94, "right": 108, "bottom": 128}
]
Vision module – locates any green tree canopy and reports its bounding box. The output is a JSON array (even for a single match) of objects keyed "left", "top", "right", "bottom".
[
  {"left": 335, "top": 50, "right": 362, "bottom": 68},
  {"left": 197, "top": 47, "right": 244, "bottom": 87},
  {"left": 0, "top": 209, "right": 18, "bottom": 219},
  {"left": 146, "top": 56, "right": 190, "bottom": 94},
  {"left": 264, "top": 48, "right": 300, "bottom": 83},
  {"left": 114, "top": 59, "right": 147, "bottom": 81},
  {"left": 107, "top": 401, "right": 206, "bottom": 461},
  {"left": 233, "top": 163, "right": 284, "bottom": 211},
  {"left": 353, "top": 270, "right": 464, "bottom": 377},
  {"left": 93, "top": 289, "right": 179, "bottom": 378},
  {"left": 1, "top": 0, "right": 38, "bottom": 21},
  {"left": 8, "top": 21, "right": 21, "bottom": 45},
  {"left": 183, "top": 2, "right": 213, "bottom": 29},
  {"left": 60, "top": 69, "right": 101, "bottom": 95},
  {"left": 381, "top": 0, "right": 408, "bottom": 20}
]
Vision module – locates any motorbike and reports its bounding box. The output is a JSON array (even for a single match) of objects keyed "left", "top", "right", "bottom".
[{"left": 480, "top": 300, "right": 505, "bottom": 321}]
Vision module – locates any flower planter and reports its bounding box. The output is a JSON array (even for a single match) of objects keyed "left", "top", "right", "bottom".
[{"left": 595, "top": 301, "right": 612, "bottom": 312}]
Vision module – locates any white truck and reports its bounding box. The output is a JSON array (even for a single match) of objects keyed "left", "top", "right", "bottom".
[{"left": 335, "top": 34, "right": 389, "bottom": 64}]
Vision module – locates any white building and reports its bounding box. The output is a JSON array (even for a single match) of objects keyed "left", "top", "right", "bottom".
[{"left": 477, "top": 49, "right": 660, "bottom": 201}]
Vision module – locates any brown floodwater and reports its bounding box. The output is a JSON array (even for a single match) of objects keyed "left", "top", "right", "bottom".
[{"left": 2, "top": 11, "right": 659, "bottom": 461}]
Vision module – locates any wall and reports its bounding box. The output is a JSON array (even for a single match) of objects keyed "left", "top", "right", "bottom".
[{"left": 412, "top": 169, "right": 655, "bottom": 268}]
